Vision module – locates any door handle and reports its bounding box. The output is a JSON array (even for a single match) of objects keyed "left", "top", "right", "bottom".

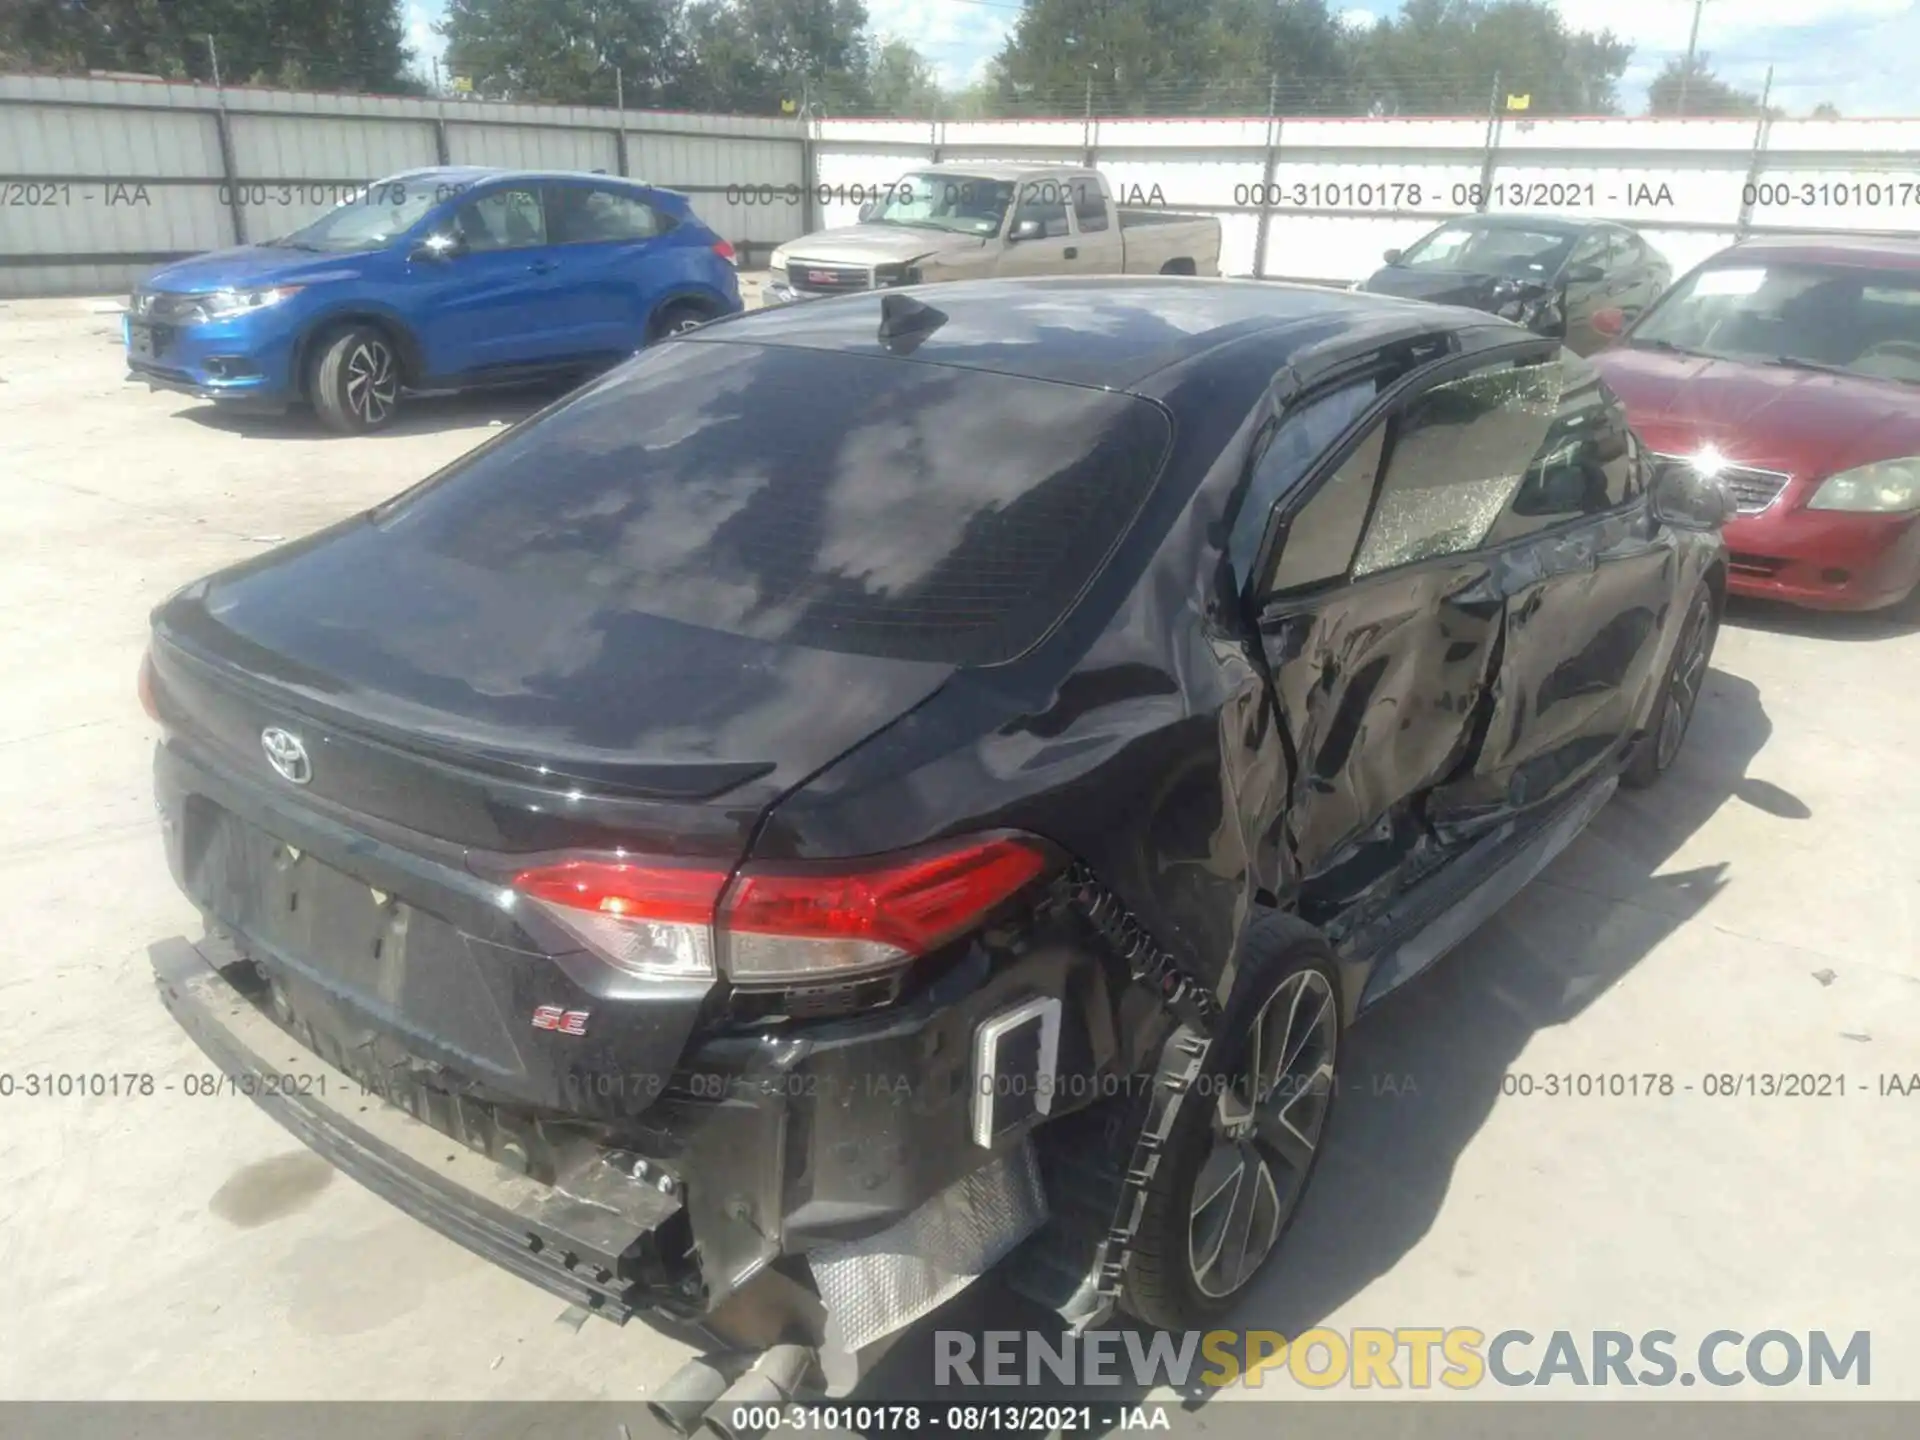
[
  {"left": 527, "top": 259, "right": 558, "bottom": 274},
  {"left": 1064, "top": 246, "right": 1078, "bottom": 260}
]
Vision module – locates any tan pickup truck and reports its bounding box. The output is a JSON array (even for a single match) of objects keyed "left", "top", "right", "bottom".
[{"left": 765, "top": 162, "right": 1222, "bottom": 303}]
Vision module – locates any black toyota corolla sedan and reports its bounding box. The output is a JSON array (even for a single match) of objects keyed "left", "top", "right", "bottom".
[
  {"left": 1358, "top": 213, "right": 1673, "bottom": 355},
  {"left": 141, "top": 277, "right": 1727, "bottom": 1411}
]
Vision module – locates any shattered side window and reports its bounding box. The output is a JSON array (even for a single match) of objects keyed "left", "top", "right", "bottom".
[{"left": 1351, "top": 362, "right": 1565, "bottom": 578}]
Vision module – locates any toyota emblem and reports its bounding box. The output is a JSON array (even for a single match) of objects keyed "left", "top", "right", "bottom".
[{"left": 260, "top": 727, "right": 312, "bottom": 785}]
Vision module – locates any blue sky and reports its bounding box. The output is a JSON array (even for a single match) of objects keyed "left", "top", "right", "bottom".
[{"left": 402, "top": 1, "right": 1920, "bottom": 116}]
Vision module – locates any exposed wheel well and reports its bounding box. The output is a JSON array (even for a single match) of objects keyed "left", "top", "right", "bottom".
[
  {"left": 295, "top": 315, "right": 420, "bottom": 401},
  {"left": 1159, "top": 258, "right": 1197, "bottom": 276}
]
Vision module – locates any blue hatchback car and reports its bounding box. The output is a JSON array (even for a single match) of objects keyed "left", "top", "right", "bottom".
[{"left": 125, "top": 167, "right": 743, "bottom": 432}]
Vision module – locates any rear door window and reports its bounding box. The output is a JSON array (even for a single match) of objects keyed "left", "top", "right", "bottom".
[
  {"left": 546, "top": 184, "right": 671, "bottom": 244},
  {"left": 376, "top": 343, "right": 1173, "bottom": 666},
  {"left": 1229, "top": 378, "right": 1380, "bottom": 589}
]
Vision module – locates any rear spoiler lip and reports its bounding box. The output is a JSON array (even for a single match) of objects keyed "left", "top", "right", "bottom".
[{"left": 149, "top": 623, "right": 776, "bottom": 802}]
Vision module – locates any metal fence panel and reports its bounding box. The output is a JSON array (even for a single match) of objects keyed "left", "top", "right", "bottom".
[
  {"left": 230, "top": 113, "right": 438, "bottom": 182},
  {"left": 8, "top": 73, "right": 1920, "bottom": 299}
]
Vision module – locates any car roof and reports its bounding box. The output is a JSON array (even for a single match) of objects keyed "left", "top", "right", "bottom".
[
  {"left": 1712, "top": 232, "right": 1920, "bottom": 269},
  {"left": 385, "top": 165, "right": 664, "bottom": 190},
  {"left": 1440, "top": 212, "right": 1599, "bottom": 237},
  {"left": 901, "top": 160, "right": 1094, "bottom": 181},
  {"left": 689, "top": 276, "right": 1510, "bottom": 393}
]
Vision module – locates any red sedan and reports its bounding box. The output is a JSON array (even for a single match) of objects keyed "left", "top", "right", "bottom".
[{"left": 1592, "top": 235, "right": 1920, "bottom": 611}]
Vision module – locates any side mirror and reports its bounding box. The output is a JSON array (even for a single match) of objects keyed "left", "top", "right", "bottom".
[
  {"left": 1010, "top": 218, "right": 1044, "bottom": 242},
  {"left": 1591, "top": 306, "right": 1627, "bottom": 340},
  {"left": 410, "top": 231, "right": 465, "bottom": 262},
  {"left": 1651, "top": 459, "right": 1737, "bottom": 531},
  {"left": 1563, "top": 262, "right": 1607, "bottom": 285},
  {"left": 1382, "top": 248, "right": 1403, "bottom": 265},
  {"left": 857, "top": 200, "right": 876, "bottom": 222}
]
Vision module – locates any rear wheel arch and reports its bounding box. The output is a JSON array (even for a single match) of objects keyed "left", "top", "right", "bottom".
[
  {"left": 1120, "top": 907, "right": 1345, "bottom": 1329},
  {"left": 1159, "top": 257, "right": 1197, "bottom": 276}
]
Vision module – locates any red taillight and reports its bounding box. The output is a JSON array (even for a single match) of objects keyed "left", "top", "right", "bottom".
[
  {"left": 511, "top": 836, "right": 1050, "bottom": 986},
  {"left": 712, "top": 238, "right": 736, "bottom": 264},
  {"left": 138, "top": 649, "right": 160, "bottom": 722},
  {"left": 511, "top": 858, "right": 726, "bottom": 981},
  {"left": 513, "top": 859, "right": 726, "bottom": 925},
  {"left": 726, "top": 838, "right": 1047, "bottom": 954}
]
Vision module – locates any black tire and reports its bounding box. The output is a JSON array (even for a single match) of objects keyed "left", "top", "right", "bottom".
[
  {"left": 1623, "top": 580, "right": 1718, "bottom": 789},
  {"left": 1159, "top": 258, "right": 1197, "bottom": 276},
  {"left": 648, "top": 300, "right": 712, "bottom": 343},
  {"left": 309, "top": 324, "right": 401, "bottom": 433},
  {"left": 1121, "top": 912, "right": 1343, "bottom": 1330}
]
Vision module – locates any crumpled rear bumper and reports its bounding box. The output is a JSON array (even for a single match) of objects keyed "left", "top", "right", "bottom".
[{"left": 150, "top": 934, "right": 692, "bottom": 1324}]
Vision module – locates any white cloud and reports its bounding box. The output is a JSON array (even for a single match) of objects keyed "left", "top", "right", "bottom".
[
  {"left": 864, "top": 0, "right": 1018, "bottom": 88},
  {"left": 406, "top": 1, "right": 448, "bottom": 79},
  {"left": 1554, "top": 0, "right": 1909, "bottom": 53}
]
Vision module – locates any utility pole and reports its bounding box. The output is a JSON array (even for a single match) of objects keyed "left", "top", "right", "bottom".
[
  {"left": 614, "top": 66, "right": 629, "bottom": 177},
  {"left": 204, "top": 34, "right": 222, "bottom": 90},
  {"left": 1082, "top": 67, "right": 1095, "bottom": 166},
  {"left": 1677, "top": 0, "right": 1710, "bottom": 116}
]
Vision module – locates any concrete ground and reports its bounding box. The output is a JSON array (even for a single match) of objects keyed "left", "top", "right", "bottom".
[{"left": 1, "top": 283, "right": 1916, "bottom": 1406}]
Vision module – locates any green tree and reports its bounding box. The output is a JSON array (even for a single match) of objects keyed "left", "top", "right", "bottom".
[
  {"left": 1810, "top": 101, "right": 1841, "bottom": 119},
  {"left": 1645, "top": 54, "right": 1764, "bottom": 117},
  {"left": 0, "top": 0, "right": 416, "bottom": 92},
  {"left": 868, "top": 36, "right": 942, "bottom": 118},
  {"left": 1200, "top": 0, "right": 1361, "bottom": 114},
  {"left": 945, "top": 64, "right": 1013, "bottom": 119},
  {"left": 440, "top": 0, "right": 687, "bottom": 105},
  {"left": 1352, "top": 0, "right": 1631, "bottom": 117},
  {"left": 675, "top": 0, "right": 875, "bottom": 114},
  {"left": 987, "top": 0, "right": 1629, "bottom": 118},
  {"left": 993, "top": 0, "right": 1242, "bottom": 115}
]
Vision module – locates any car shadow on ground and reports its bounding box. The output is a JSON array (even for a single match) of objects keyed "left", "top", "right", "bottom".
[
  {"left": 847, "top": 666, "right": 1789, "bottom": 1428},
  {"left": 1722, "top": 593, "right": 1920, "bottom": 642},
  {"left": 175, "top": 382, "right": 566, "bottom": 440}
]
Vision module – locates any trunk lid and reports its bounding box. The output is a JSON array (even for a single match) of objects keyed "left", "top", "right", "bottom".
[{"left": 154, "top": 515, "right": 953, "bottom": 856}]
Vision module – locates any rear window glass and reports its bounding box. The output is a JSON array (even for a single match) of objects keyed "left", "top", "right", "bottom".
[{"left": 374, "top": 342, "right": 1172, "bottom": 666}]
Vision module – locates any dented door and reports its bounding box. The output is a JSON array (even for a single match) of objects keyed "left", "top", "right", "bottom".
[
  {"left": 1428, "top": 356, "right": 1675, "bottom": 835},
  {"left": 1249, "top": 350, "right": 1570, "bottom": 924}
]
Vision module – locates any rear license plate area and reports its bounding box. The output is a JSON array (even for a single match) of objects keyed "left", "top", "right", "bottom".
[{"left": 187, "top": 807, "right": 409, "bottom": 992}]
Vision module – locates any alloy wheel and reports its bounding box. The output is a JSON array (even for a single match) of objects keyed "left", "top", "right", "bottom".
[
  {"left": 1187, "top": 969, "right": 1338, "bottom": 1299},
  {"left": 344, "top": 339, "right": 398, "bottom": 426},
  {"left": 1656, "top": 596, "right": 1714, "bottom": 769},
  {"left": 668, "top": 313, "right": 705, "bottom": 335}
]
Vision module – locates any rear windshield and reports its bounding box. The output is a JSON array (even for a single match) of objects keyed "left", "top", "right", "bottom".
[{"left": 374, "top": 341, "right": 1173, "bottom": 666}]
